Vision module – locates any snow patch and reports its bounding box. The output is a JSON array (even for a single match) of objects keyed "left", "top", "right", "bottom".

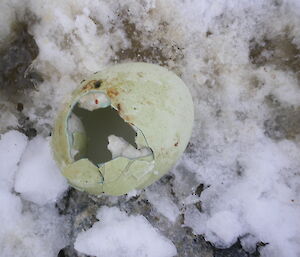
[
  {"left": 0, "top": 130, "right": 28, "bottom": 191},
  {"left": 75, "top": 206, "right": 177, "bottom": 257},
  {"left": 14, "top": 136, "right": 68, "bottom": 205},
  {"left": 0, "top": 131, "right": 69, "bottom": 257},
  {"left": 146, "top": 187, "right": 180, "bottom": 223}
]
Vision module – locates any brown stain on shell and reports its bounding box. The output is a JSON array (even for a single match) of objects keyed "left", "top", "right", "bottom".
[
  {"left": 114, "top": 103, "right": 133, "bottom": 123},
  {"left": 81, "top": 80, "right": 103, "bottom": 91},
  {"left": 123, "top": 115, "right": 133, "bottom": 122},
  {"left": 117, "top": 103, "right": 122, "bottom": 112},
  {"left": 106, "top": 88, "right": 119, "bottom": 99},
  {"left": 82, "top": 80, "right": 97, "bottom": 91}
]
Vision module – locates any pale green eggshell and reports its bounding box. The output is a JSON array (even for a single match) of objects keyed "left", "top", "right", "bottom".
[{"left": 52, "top": 62, "right": 194, "bottom": 195}]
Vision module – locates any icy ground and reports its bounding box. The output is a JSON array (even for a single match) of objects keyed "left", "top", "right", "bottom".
[{"left": 1, "top": 0, "right": 300, "bottom": 256}]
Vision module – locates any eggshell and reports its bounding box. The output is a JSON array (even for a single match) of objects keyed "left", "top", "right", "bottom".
[{"left": 52, "top": 62, "right": 194, "bottom": 195}]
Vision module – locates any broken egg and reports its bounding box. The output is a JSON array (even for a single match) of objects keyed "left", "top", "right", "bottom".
[{"left": 52, "top": 62, "right": 194, "bottom": 195}]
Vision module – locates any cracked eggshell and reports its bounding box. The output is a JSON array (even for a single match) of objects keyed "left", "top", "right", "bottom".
[{"left": 52, "top": 62, "right": 194, "bottom": 195}]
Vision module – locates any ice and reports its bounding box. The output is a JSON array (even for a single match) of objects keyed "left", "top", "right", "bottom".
[
  {"left": 14, "top": 136, "right": 68, "bottom": 205},
  {"left": 75, "top": 206, "right": 177, "bottom": 257}
]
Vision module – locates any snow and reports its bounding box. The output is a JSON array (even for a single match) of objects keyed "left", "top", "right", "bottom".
[
  {"left": 108, "top": 135, "right": 151, "bottom": 159},
  {"left": 146, "top": 185, "right": 180, "bottom": 223},
  {"left": 0, "top": 0, "right": 300, "bottom": 256},
  {"left": 182, "top": 112, "right": 300, "bottom": 256},
  {"left": 206, "top": 211, "right": 243, "bottom": 247},
  {"left": 0, "top": 130, "right": 28, "bottom": 190},
  {"left": 0, "top": 131, "right": 69, "bottom": 257},
  {"left": 0, "top": 198, "right": 69, "bottom": 257},
  {"left": 146, "top": 191, "right": 180, "bottom": 223},
  {"left": 75, "top": 206, "right": 177, "bottom": 257},
  {"left": 14, "top": 136, "right": 68, "bottom": 205}
]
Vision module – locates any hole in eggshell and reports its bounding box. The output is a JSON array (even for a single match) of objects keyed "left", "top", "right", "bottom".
[
  {"left": 67, "top": 92, "right": 153, "bottom": 167},
  {"left": 71, "top": 104, "right": 138, "bottom": 165}
]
